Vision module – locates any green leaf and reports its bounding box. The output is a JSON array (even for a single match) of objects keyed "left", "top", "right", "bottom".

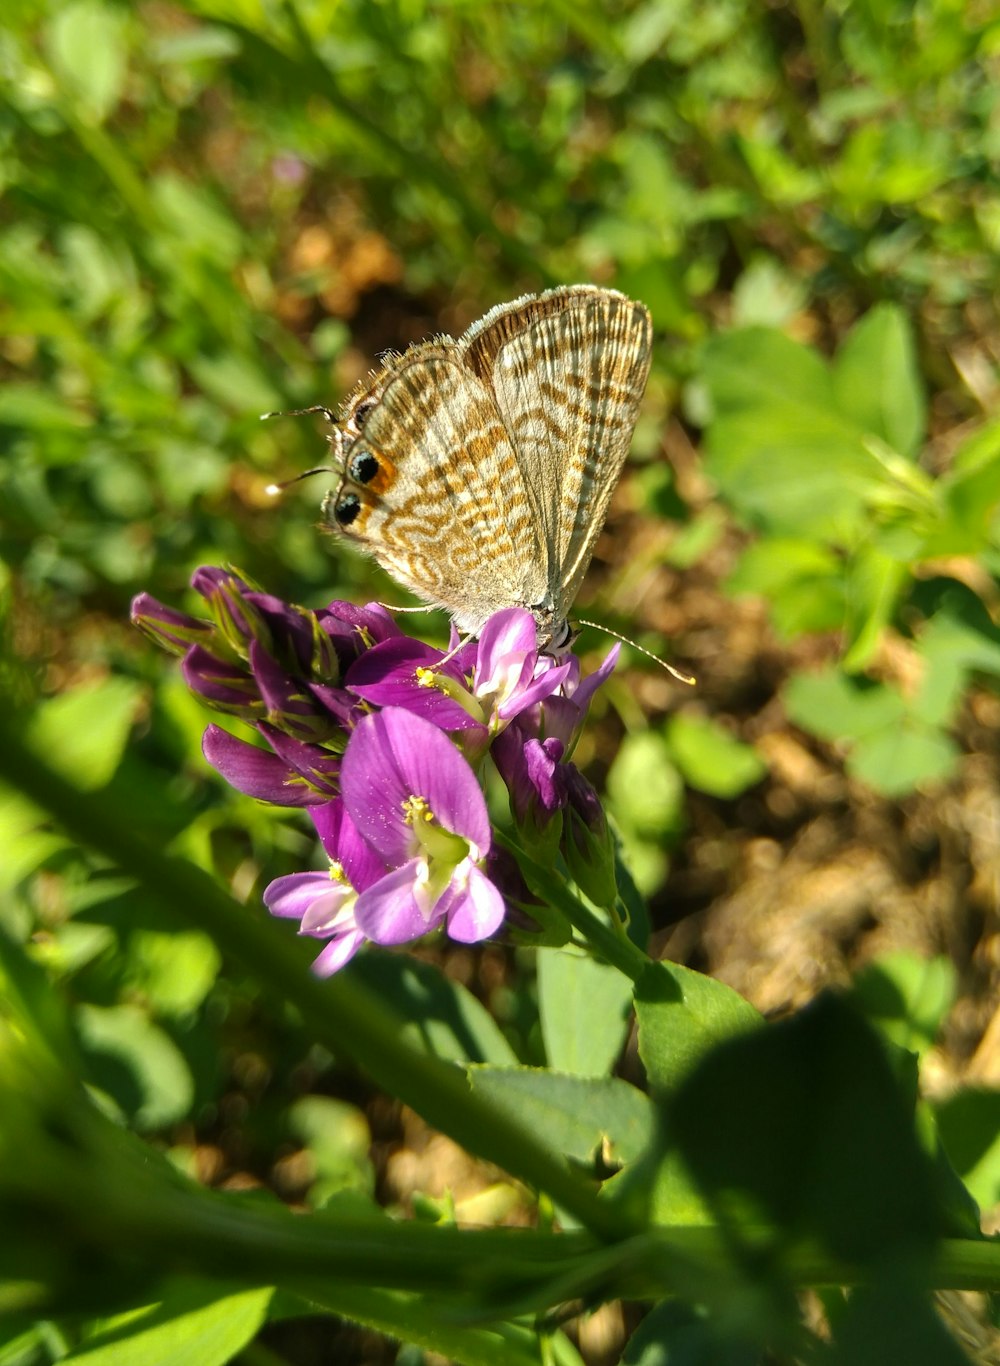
[
  {"left": 665, "top": 713, "right": 767, "bottom": 798},
  {"left": 186, "top": 351, "right": 282, "bottom": 415},
  {"left": 726, "top": 538, "right": 845, "bottom": 639},
  {"left": 76, "top": 1003, "right": 194, "bottom": 1130},
  {"left": 851, "top": 952, "right": 957, "bottom": 1057},
  {"left": 847, "top": 721, "right": 959, "bottom": 796},
  {"left": 635, "top": 961, "right": 761, "bottom": 1093},
  {"left": 926, "top": 420, "right": 1000, "bottom": 555},
  {"left": 45, "top": 0, "right": 128, "bottom": 124},
  {"left": 603, "top": 1140, "right": 714, "bottom": 1227},
  {"left": 824, "top": 1280, "right": 971, "bottom": 1366},
  {"left": 348, "top": 953, "right": 518, "bottom": 1066},
  {"left": 623, "top": 1301, "right": 759, "bottom": 1365},
  {"left": 467, "top": 1066, "right": 655, "bottom": 1166},
  {"left": 700, "top": 327, "right": 875, "bottom": 541},
  {"left": 151, "top": 173, "right": 244, "bottom": 266},
  {"left": 606, "top": 732, "right": 685, "bottom": 840},
  {"left": 27, "top": 678, "right": 143, "bottom": 791},
  {"left": 913, "top": 595, "right": 1000, "bottom": 729},
  {"left": 934, "top": 1089, "right": 1000, "bottom": 1209},
  {"left": 731, "top": 256, "right": 807, "bottom": 328},
  {"left": 832, "top": 304, "right": 926, "bottom": 458},
  {"left": 125, "top": 930, "right": 222, "bottom": 1018},
  {"left": 840, "top": 547, "right": 909, "bottom": 672},
  {"left": 537, "top": 948, "right": 634, "bottom": 1078},
  {"left": 783, "top": 669, "right": 906, "bottom": 744},
  {"left": 0, "top": 383, "right": 90, "bottom": 430},
  {"left": 0, "top": 787, "right": 66, "bottom": 893},
  {"left": 670, "top": 994, "right": 941, "bottom": 1263},
  {"left": 289, "top": 1096, "right": 373, "bottom": 1201},
  {"left": 62, "top": 1281, "right": 272, "bottom": 1366}
]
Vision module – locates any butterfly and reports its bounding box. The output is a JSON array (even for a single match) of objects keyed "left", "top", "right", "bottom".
[{"left": 320, "top": 285, "right": 653, "bottom": 651}]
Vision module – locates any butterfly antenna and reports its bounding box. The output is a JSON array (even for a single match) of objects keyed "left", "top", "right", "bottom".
[
  {"left": 261, "top": 405, "right": 338, "bottom": 424},
  {"left": 262, "top": 408, "right": 346, "bottom": 496},
  {"left": 575, "top": 617, "right": 696, "bottom": 685},
  {"left": 265, "top": 467, "right": 338, "bottom": 497}
]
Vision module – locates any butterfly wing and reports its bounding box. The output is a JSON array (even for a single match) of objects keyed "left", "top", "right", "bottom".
[
  {"left": 325, "top": 341, "right": 548, "bottom": 635},
  {"left": 460, "top": 286, "right": 652, "bottom": 621}
]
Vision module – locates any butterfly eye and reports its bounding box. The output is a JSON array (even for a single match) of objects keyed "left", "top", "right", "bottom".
[
  {"left": 352, "top": 398, "right": 377, "bottom": 430},
  {"left": 348, "top": 451, "right": 379, "bottom": 485},
  {"left": 333, "top": 492, "right": 361, "bottom": 527}
]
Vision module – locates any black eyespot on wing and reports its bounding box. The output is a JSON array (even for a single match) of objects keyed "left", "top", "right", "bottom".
[
  {"left": 353, "top": 398, "right": 377, "bottom": 429},
  {"left": 348, "top": 451, "right": 379, "bottom": 485},
  {"left": 334, "top": 493, "right": 361, "bottom": 527}
]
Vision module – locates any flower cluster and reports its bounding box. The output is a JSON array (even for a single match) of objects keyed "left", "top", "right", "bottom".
[{"left": 132, "top": 570, "right": 619, "bottom": 973}]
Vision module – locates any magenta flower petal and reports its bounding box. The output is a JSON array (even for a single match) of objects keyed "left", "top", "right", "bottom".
[
  {"left": 470, "top": 609, "right": 573, "bottom": 724},
  {"left": 258, "top": 724, "right": 340, "bottom": 799},
  {"left": 311, "top": 799, "right": 387, "bottom": 890},
  {"left": 263, "top": 872, "right": 336, "bottom": 923},
  {"left": 130, "top": 593, "right": 214, "bottom": 655},
  {"left": 312, "top": 931, "right": 366, "bottom": 976},
  {"left": 341, "top": 708, "right": 491, "bottom": 862},
  {"left": 346, "top": 639, "right": 482, "bottom": 732},
  {"left": 353, "top": 859, "right": 432, "bottom": 944},
  {"left": 569, "top": 643, "right": 621, "bottom": 713},
  {"left": 183, "top": 645, "right": 260, "bottom": 713},
  {"left": 191, "top": 566, "right": 252, "bottom": 598},
  {"left": 249, "top": 640, "right": 339, "bottom": 742},
  {"left": 263, "top": 866, "right": 368, "bottom": 975},
  {"left": 306, "top": 682, "right": 357, "bottom": 727},
  {"left": 474, "top": 608, "right": 538, "bottom": 693},
  {"left": 498, "top": 659, "right": 572, "bottom": 720},
  {"left": 202, "top": 725, "right": 317, "bottom": 805},
  {"left": 493, "top": 726, "right": 565, "bottom": 826},
  {"left": 321, "top": 600, "right": 402, "bottom": 647},
  {"left": 442, "top": 866, "right": 506, "bottom": 943}
]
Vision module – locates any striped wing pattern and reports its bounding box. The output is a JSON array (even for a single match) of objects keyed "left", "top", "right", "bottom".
[
  {"left": 461, "top": 287, "right": 652, "bottom": 620},
  {"left": 328, "top": 343, "right": 546, "bottom": 634},
  {"left": 325, "top": 286, "right": 652, "bottom": 643}
]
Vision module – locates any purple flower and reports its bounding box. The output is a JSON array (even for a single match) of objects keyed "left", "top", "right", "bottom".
[
  {"left": 317, "top": 601, "right": 402, "bottom": 663},
  {"left": 132, "top": 570, "right": 402, "bottom": 807},
  {"left": 130, "top": 593, "right": 216, "bottom": 656},
  {"left": 182, "top": 645, "right": 263, "bottom": 718},
  {"left": 271, "top": 152, "right": 309, "bottom": 186},
  {"left": 264, "top": 799, "right": 386, "bottom": 974},
  {"left": 202, "top": 724, "right": 339, "bottom": 805},
  {"left": 472, "top": 609, "right": 572, "bottom": 727},
  {"left": 135, "top": 571, "right": 626, "bottom": 954},
  {"left": 516, "top": 643, "right": 621, "bottom": 750},
  {"left": 493, "top": 730, "right": 566, "bottom": 831},
  {"left": 340, "top": 707, "right": 505, "bottom": 947},
  {"left": 346, "top": 637, "right": 484, "bottom": 736},
  {"left": 560, "top": 763, "right": 617, "bottom": 906},
  {"left": 191, "top": 568, "right": 340, "bottom": 682}
]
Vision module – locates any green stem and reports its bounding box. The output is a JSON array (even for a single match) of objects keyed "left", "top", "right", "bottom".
[
  {"left": 0, "top": 710, "right": 633, "bottom": 1244},
  {"left": 504, "top": 837, "right": 650, "bottom": 982}
]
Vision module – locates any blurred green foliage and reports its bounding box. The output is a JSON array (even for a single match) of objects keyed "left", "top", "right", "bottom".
[{"left": 2, "top": 0, "right": 1000, "bottom": 1361}]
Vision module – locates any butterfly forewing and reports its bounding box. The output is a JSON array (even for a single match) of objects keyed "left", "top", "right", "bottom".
[
  {"left": 328, "top": 342, "right": 547, "bottom": 634},
  {"left": 460, "top": 287, "right": 652, "bottom": 620}
]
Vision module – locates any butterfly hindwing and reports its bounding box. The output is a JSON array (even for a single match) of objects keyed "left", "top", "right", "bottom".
[{"left": 459, "top": 287, "right": 653, "bottom": 619}]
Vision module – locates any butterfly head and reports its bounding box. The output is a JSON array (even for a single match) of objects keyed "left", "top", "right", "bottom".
[
  {"left": 524, "top": 599, "right": 576, "bottom": 657},
  {"left": 319, "top": 367, "right": 398, "bottom": 536}
]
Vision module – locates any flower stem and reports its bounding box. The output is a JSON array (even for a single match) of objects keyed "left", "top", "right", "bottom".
[
  {"left": 0, "top": 708, "right": 634, "bottom": 1243},
  {"left": 503, "top": 836, "right": 650, "bottom": 981}
]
